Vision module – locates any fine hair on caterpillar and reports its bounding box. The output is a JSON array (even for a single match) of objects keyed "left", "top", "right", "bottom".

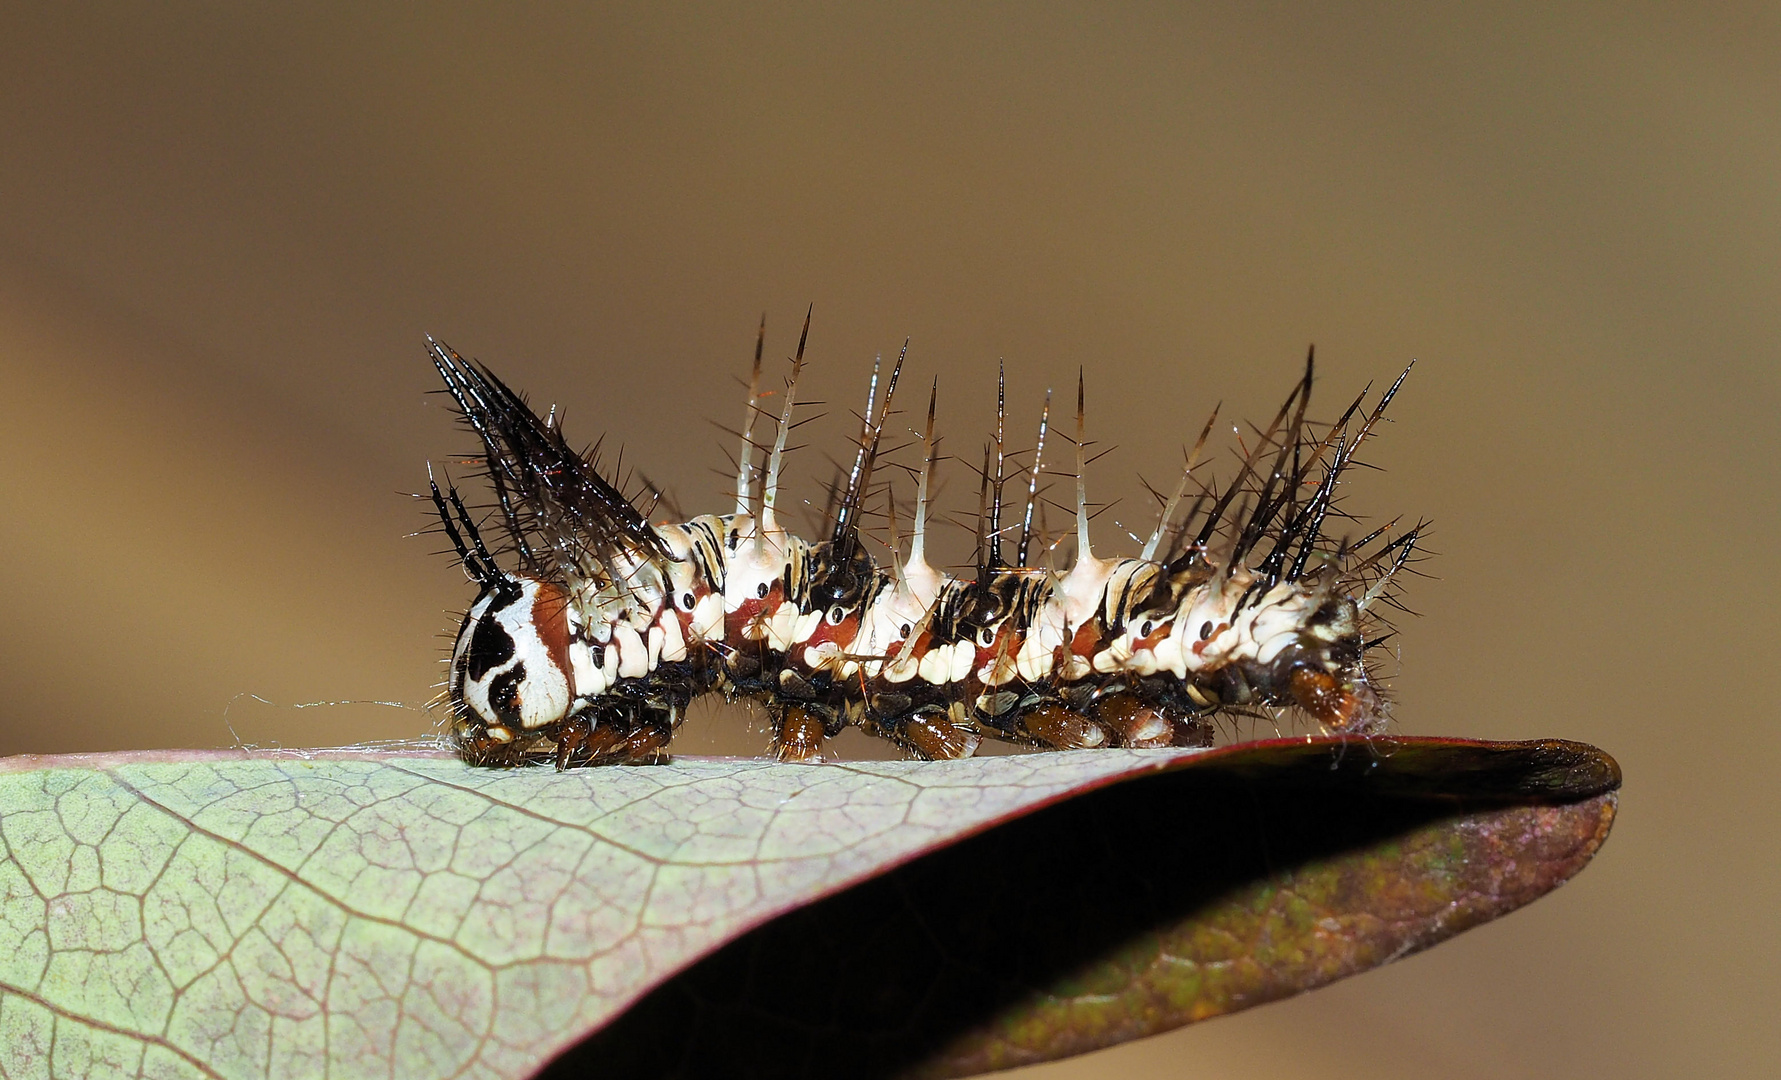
[{"left": 425, "top": 315, "right": 1424, "bottom": 768}]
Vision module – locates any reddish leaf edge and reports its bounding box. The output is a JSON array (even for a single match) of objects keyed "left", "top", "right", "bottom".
[{"left": 546, "top": 735, "right": 1620, "bottom": 1080}]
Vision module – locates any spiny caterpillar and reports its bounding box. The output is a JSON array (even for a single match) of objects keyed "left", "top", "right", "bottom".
[{"left": 427, "top": 315, "right": 1422, "bottom": 767}]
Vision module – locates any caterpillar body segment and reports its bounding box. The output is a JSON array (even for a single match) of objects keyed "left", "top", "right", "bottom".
[{"left": 428, "top": 329, "right": 1421, "bottom": 768}]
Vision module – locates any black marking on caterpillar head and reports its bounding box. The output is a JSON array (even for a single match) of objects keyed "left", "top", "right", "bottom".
[
  {"left": 487, "top": 664, "right": 526, "bottom": 723},
  {"left": 464, "top": 613, "right": 516, "bottom": 683}
]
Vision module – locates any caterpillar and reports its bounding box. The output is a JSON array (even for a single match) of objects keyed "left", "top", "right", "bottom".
[{"left": 427, "top": 315, "right": 1422, "bottom": 768}]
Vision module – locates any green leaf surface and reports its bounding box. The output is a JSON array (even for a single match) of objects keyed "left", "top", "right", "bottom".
[{"left": 0, "top": 738, "right": 1617, "bottom": 1079}]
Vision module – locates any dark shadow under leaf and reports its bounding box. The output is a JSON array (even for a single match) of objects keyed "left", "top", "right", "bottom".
[{"left": 554, "top": 739, "right": 1618, "bottom": 1079}]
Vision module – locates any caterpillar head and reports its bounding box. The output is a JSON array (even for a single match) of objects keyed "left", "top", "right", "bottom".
[{"left": 450, "top": 573, "right": 575, "bottom": 739}]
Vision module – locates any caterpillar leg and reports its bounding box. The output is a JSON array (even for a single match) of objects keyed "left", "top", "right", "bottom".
[
  {"left": 1169, "top": 714, "right": 1216, "bottom": 747},
  {"left": 552, "top": 717, "right": 596, "bottom": 768},
  {"left": 1092, "top": 693, "right": 1181, "bottom": 749},
  {"left": 455, "top": 720, "right": 545, "bottom": 767},
  {"left": 605, "top": 722, "right": 675, "bottom": 765},
  {"left": 1016, "top": 704, "right": 1111, "bottom": 750},
  {"left": 772, "top": 706, "right": 831, "bottom": 763},
  {"left": 552, "top": 709, "right": 676, "bottom": 768},
  {"left": 1288, "top": 666, "right": 1385, "bottom": 734},
  {"left": 902, "top": 710, "right": 982, "bottom": 760}
]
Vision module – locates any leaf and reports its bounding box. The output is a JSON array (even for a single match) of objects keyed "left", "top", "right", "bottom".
[{"left": 0, "top": 738, "right": 1617, "bottom": 1079}]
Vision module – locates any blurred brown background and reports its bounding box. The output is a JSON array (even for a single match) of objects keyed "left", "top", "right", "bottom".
[{"left": 2, "top": 3, "right": 1775, "bottom": 1077}]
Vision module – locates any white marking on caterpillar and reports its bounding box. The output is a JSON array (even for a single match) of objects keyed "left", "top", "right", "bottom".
[{"left": 450, "top": 577, "right": 572, "bottom": 731}]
